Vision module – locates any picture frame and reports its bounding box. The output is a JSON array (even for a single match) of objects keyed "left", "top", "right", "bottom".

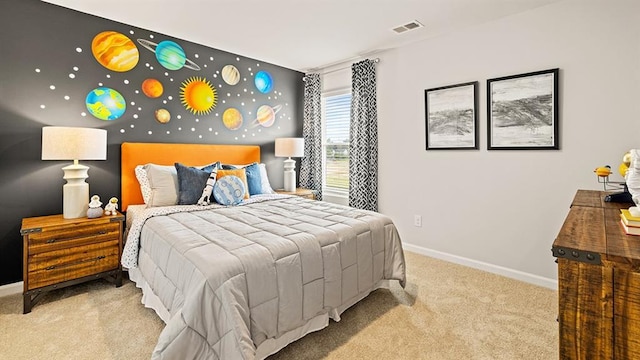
[
  {"left": 487, "top": 68, "right": 559, "bottom": 150},
  {"left": 424, "top": 81, "right": 479, "bottom": 150}
]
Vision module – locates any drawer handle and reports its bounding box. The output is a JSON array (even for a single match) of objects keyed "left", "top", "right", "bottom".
[
  {"left": 43, "top": 230, "right": 108, "bottom": 244},
  {"left": 97, "top": 255, "right": 106, "bottom": 260},
  {"left": 45, "top": 265, "right": 56, "bottom": 271}
]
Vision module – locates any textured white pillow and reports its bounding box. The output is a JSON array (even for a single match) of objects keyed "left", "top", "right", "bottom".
[
  {"left": 144, "top": 164, "right": 179, "bottom": 207},
  {"left": 258, "top": 163, "right": 275, "bottom": 194}
]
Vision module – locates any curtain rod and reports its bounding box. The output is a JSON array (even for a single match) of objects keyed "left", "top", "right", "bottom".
[{"left": 303, "top": 58, "right": 380, "bottom": 80}]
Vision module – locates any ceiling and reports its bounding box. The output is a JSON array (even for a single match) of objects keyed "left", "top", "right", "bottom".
[{"left": 42, "top": 0, "right": 560, "bottom": 72}]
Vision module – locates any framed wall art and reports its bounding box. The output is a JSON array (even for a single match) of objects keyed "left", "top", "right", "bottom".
[
  {"left": 424, "top": 81, "right": 478, "bottom": 150},
  {"left": 487, "top": 68, "right": 559, "bottom": 150}
]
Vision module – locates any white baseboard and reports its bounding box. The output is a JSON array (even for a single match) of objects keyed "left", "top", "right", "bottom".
[
  {"left": 0, "top": 246, "right": 557, "bottom": 298},
  {"left": 403, "top": 243, "right": 558, "bottom": 290},
  {"left": 0, "top": 281, "right": 22, "bottom": 298}
]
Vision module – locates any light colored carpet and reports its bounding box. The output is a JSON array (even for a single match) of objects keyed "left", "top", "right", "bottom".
[{"left": 0, "top": 251, "right": 558, "bottom": 359}]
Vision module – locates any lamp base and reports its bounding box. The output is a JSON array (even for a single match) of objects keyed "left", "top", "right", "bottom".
[
  {"left": 62, "top": 163, "right": 90, "bottom": 219},
  {"left": 283, "top": 158, "right": 296, "bottom": 192}
]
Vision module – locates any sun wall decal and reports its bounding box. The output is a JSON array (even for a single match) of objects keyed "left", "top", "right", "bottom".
[{"left": 180, "top": 76, "right": 217, "bottom": 115}]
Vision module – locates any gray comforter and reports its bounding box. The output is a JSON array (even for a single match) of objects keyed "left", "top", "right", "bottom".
[{"left": 124, "top": 196, "right": 406, "bottom": 359}]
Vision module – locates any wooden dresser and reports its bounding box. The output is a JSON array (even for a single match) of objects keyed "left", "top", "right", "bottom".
[
  {"left": 553, "top": 190, "right": 640, "bottom": 359},
  {"left": 21, "top": 212, "right": 124, "bottom": 313}
]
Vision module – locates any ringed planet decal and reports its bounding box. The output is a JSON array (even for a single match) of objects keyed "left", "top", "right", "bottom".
[
  {"left": 91, "top": 31, "right": 139, "bottom": 72},
  {"left": 251, "top": 104, "right": 282, "bottom": 128},
  {"left": 137, "top": 39, "right": 201, "bottom": 71},
  {"left": 180, "top": 76, "right": 217, "bottom": 115}
]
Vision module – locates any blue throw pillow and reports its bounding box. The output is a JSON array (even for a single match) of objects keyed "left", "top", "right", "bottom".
[
  {"left": 243, "top": 162, "right": 264, "bottom": 195},
  {"left": 175, "top": 163, "right": 212, "bottom": 205},
  {"left": 213, "top": 175, "right": 245, "bottom": 205}
]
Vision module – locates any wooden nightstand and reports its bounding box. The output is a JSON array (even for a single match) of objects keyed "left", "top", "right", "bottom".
[
  {"left": 275, "top": 188, "right": 316, "bottom": 200},
  {"left": 21, "top": 212, "right": 125, "bottom": 314}
]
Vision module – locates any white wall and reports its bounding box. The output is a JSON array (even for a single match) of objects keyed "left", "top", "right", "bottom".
[{"left": 329, "top": 0, "right": 640, "bottom": 288}]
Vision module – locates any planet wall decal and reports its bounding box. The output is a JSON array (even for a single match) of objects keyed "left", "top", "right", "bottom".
[
  {"left": 180, "top": 76, "right": 217, "bottom": 115},
  {"left": 221, "top": 65, "right": 240, "bottom": 85},
  {"left": 155, "top": 108, "right": 171, "bottom": 124},
  {"left": 254, "top": 71, "right": 273, "bottom": 93},
  {"left": 91, "top": 31, "right": 139, "bottom": 72},
  {"left": 222, "top": 108, "right": 243, "bottom": 130},
  {"left": 251, "top": 104, "right": 282, "bottom": 128},
  {"left": 137, "top": 38, "right": 201, "bottom": 71},
  {"left": 85, "top": 87, "right": 126, "bottom": 121},
  {"left": 141, "top": 78, "right": 163, "bottom": 98}
]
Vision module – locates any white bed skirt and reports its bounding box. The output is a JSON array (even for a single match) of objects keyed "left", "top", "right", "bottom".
[{"left": 127, "top": 267, "right": 392, "bottom": 359}]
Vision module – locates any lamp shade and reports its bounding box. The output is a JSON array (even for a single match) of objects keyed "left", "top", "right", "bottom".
[
  {"left": 42, "top": 126, "right": 107, "bottom": 161},
  {"left": 275, "top": 137, "right": 305, "bottom": 158}
]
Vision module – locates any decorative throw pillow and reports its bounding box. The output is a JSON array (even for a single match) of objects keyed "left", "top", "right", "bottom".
[
  {"left": 144, "top": 163, "right": 179, "bottom": 207},
  {"left": 219, "top": 163, "right": 274, "bottom": 195},
  {"left": 216, "top": 168, "right": 250, "bottom": 199},
  {"left": 175, "top": 163, "right": 215, "bottom": 205},
  {"left": 221, "top": 164, "right": 238, "bottom": 170},
  {"left": 213, "top": 175, "right": 246, "bottom": 206},
  {"left": 243, "top": 162, "right": 263, "bottom": 196}
]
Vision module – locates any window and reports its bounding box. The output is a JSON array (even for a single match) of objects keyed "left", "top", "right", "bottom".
[{"left": 322, "top": 91, "right": 351, "bottom": 195}]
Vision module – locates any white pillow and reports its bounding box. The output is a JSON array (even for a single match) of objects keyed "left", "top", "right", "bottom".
[
  {"left": 143, "top": 164, "right": 179, "bottom": 207},
  {"left": 258, "top": 163, "right": 275, "bottom": 194},
  {"left": 134, "top": 165, "right": 152, "bottom": 204}
]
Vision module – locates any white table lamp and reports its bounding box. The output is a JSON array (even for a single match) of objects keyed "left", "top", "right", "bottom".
[
  {"left": 42, "top": 127, "right": 107, "bottom": 219},
  {"left": 275, "top": 137, "right": 305, "bottom": 192}
]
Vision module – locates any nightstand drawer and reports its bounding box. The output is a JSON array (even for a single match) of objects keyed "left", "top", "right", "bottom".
[
  {"left": 27, "top": 222, "right": 121, "bottom": 254},
  {"left": 27, "top": 239, "right": 120, "bottom": 289}
]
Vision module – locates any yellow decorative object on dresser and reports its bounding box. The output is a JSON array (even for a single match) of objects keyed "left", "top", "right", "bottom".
[{"left": 21, "top": 211, "right": 124, "bottom": 313}]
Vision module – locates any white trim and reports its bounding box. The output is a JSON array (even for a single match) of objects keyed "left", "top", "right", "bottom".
[
  {"left": 403, "top": 243, "right": 558, "bottom": 290},
  {"left": 0, "top": 281, "right": 23, "bottom": 298},
  {"left": 321, "top": 87, "right": 351, "bottom": 97}
]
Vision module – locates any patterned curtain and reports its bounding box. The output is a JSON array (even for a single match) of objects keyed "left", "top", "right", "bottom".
[
  {"left": 349, "top": 59, "right": 378, "bottom": 211},
  {"left": 299, "top": 73, "right": 323, "bottom": 200}
]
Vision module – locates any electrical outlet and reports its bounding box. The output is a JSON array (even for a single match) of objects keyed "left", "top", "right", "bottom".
[{"left": 414, "top": 215, "right": 422, "bottom": 227}]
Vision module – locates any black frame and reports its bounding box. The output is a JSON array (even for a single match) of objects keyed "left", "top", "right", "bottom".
[
  {"left": 487, "top": 68, "right": 559, "bottom": 150},
  {"left": 425, "top": 81, "right": 479, "bottom": 150}
]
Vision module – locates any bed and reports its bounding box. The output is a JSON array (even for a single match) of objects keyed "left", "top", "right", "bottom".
[{"left": 120, "top": 142, "right": 406, "bottom": 359}]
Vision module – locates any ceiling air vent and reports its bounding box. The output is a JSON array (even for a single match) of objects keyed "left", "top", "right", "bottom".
[{"left": 392, "top": 20, "right": 423, "bottom": 34}]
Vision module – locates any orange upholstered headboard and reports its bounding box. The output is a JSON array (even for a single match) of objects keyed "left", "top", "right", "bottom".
[{"left": 121, "top": 142, "right": 260, "bottom": 211}]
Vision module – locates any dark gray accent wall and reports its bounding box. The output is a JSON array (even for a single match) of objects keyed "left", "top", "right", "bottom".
[{"left": 0, "top": 0, "right": 304, "bottom": 285}]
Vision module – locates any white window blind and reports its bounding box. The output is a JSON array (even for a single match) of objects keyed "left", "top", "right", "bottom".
[{"left": 322, "top": 92, "right": 351, "bottom": 193}]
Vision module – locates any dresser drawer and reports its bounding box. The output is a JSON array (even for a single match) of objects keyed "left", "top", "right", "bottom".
[
  {"left": 27, "top": 222, "right": 120, "bottom": 255},
  {"left": 27, "top": 239, "right": 120, "bottom": 290}
]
